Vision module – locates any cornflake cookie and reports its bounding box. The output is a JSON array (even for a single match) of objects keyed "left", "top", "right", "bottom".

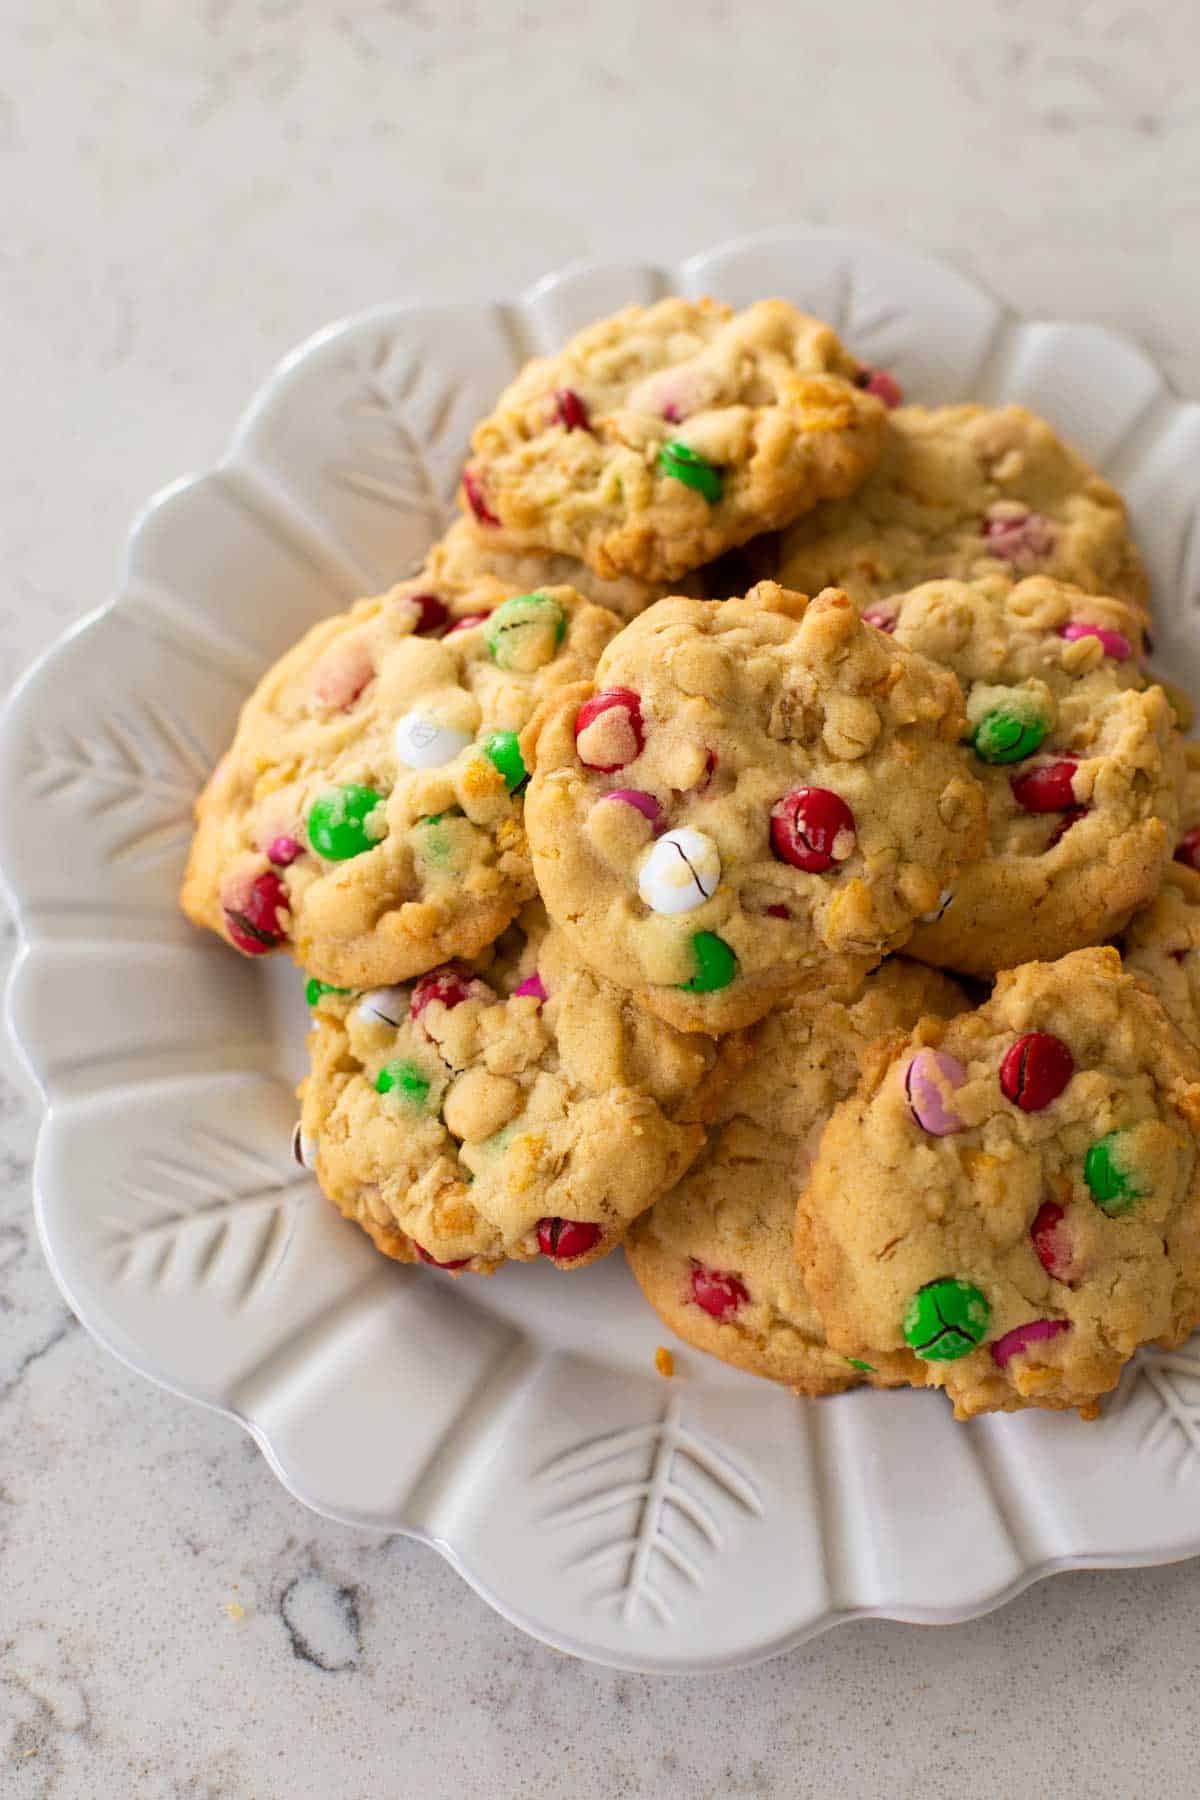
[
  {"left": 776, "top": 405, "right": 1149, "bottom": 617},
  {"left": 1123, "top": 737, "right": 1200, "bottom": 1045},
  {"left": 426, "top": 515, "right": 673, "bottom": 621},
  {"left": 181, "top": 569, "right": 620, "bottom": 988},
  {"left": 1124, "top": 866, "right": 1200, "bottom": 1050},
  {"left": 626, "top": 960, "right": 967, "bottom": 1394},
  {"left": 883, "top": 575, "right": 1179, "bottom": 977},
  {"left": 521, "top": 582, "right": 987, "bottom": 1033},
  {"left": 461, "top": 298, "right": 888, "bottom": 584},
  {"left": 298, "top": 903, "right": 746, "bottom": 1271},
  {"left": 796, "top": 948, "right": 1200, "bottom": 1420}
]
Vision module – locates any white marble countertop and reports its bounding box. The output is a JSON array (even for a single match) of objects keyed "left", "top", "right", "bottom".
[{"left": 5, "top": 4, "right": 1200, "bottom": 1793}]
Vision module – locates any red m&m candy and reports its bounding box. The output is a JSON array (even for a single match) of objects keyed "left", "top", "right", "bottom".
[
  {"left": 537, "top": 1217, "right": 602, "bottom": 1260},
  {"left": 409, "top": 593, "right": 449, "bottom": 635},
  {"left": 415, "top": 1244, "right": 470, "bottom": 1271},
  {"left": 410, "top": 962, "right": 491, "bottom": 1021},
  {"left": 554, "top": 387, "right": 589, "bottom": 430},
  {"left": 690, "top": 1261, "right": 749, "bottom": 1320},
  {"left": 575, "top": 688, "right": 645, "bottom": 771},
  {"left": 224, "top": 870, "right": 289, "bottom": 955},
  {"left": 1031, "top": 1200, "right": 1075, "bottom": 1282},
  {"left": 1175, "top": 827, "right": 1200, "bottom": 871},
  {"left": 770, "top": 788, "right": 856, "bottom": 873},
  {"left": 462, "top": 467, "right": 499, "bottom": 526},
  {"left": 1000, "top": 1032, "right": 1074, "bottom": 1112},
  {"left": 1011, "top": 760, "right": 1078, "bottom": 813}
]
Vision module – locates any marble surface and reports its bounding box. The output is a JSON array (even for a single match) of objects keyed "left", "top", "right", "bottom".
[{"left": 4, "top": 3, "right": 1200, "bottom": 1793}]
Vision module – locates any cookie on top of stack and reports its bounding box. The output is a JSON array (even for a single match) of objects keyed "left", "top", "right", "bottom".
[{"left": 182, "top": 293, "right": 1200, "bottom": 1422}]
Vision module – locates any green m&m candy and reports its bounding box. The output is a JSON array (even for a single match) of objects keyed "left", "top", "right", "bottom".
[
  {"left": 485, "top": 593, "right": 566, "bottom": 672},
  {"left": 482, "top": 730, "right": 527, "bottom": 791},
  {"left": 902, "top": 1277, "right": 991, "bottom": 1361},
  {"left": 305, "top": 977, "right": 351, "bottom": 1006},
  {"left": 658, "top": 440, "right": 723, "bottom": 505},
  {"left": 375, "top": 1060, "right": 432, "bottom": 1108},
  {"left": 679, "top": 931, "right": 737, "bottom": 993},
  {"left": 845, "top": 1357, "right": 876, "bottom": 1375},
  {"left": 971, "top": 705, "right": 1048, "bottom": 766},
  {"left": 1084, "top": 1131, "right": 1146, "bottom": 1215},
  {"left": 307, "top": 784, "right": 385, "bottom": 860}
]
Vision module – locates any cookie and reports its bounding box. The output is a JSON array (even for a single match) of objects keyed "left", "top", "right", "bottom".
[
  {"left": 426, "top": 515, "right": 673, "bottom": 621},
  {"left": 1124, "top": 866, "right": 1200, "bottom": 1050},
  {"left": 181, "top": 568, "right": 620, "bottom": 987},
  {"left": 796, "top": 948, "right": 1200, "bottom": 1419},
  {"left": 775, "top": 404, "right": 1149, "bottom": 617},
  {"left": 521, "top": 582, "right": 988, "bottom": 1033},
  {"left": 461, "top": 298, "right": 887, "bottom": 584},
  {"left": 298, "top": 903, "right": 747, "bottom": 1271},
  {"left": 880, "top": 575, "right": 1179, "bottom": 977},
  {"left": 1122, "top": 737, "right": 1200, "bottom": 1046},
  {"left": 626, "top": 960, "right": 967, "bottom": 1393}
]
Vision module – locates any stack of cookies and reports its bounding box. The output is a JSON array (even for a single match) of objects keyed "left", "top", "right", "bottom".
[{"left": 181, "top": 295, "right": 1200, "bottom": 1423}]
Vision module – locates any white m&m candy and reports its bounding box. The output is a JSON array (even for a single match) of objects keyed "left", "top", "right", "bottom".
[
  {"left": 393, "top": 710, "right": 473, "bottom": 770},
  {"left": 354, "top": 986, "right": 408, "bottom": 1030},
  {"left": 637, "top": 827, "right": 720, "bottom": 915}
]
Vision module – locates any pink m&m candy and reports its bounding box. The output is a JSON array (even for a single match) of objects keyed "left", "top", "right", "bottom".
[
  {"left": 267, "top": 835, "right": 301, "bottom": 868},
  {"left": 410, "top": 962, "right": 492, "bottom": 1021},
  {"left": 462, "top": 467, "right": 499, "bottom": 526},
  {"left": 224, "top": 869, "right": 289, "bottom": 956},
  {"left": 537, "top": 1217, "right": 602, "bottom": 1261},
  {"left": 1000, "top": 1032, "right": 1074, "bottom": 1112},
  {"left": 311, "top": 638, "right": 374, "bottom": 710},
  {"left": 991, "top": 1317, "right": 1070, "bottom": 1369},
  {"left": 513, "top": 972, "right": 547, "bottom": 1003},
  {"left": 1011, "top": 759, "right": 1078, "bottom": 814},
  {"left": 1058, "top": 621, "right": 1133, "bottom": 662},
  {"left": 770, "top": 787, "right": 856, "bottom": 873},
  {"left": 444, "top": 611, "right": 491, "bottom": 637},
  {"left": 861, "top": 603, "right": 898, "bottom": 634},
  {"left": 855, "top": 366, "right": 903, "bottom": 409},
  {"left": 903, "top": 1048, "right": 968, "bottom": 1136},
  {"left": 982, "top": 507, "right": 1056, "bottom": 567},
  {"left": 575, "top": 688, "right": 645, "bottom": 771},
  {"left": 600, "top": 788, "right": 663, "bottom": 831},
  {"left": 690, "top": 1261, "right": 749, "bottom": 1321}
]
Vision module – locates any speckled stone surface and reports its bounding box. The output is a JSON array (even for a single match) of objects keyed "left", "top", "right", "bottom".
[{"left": 4, "top": 3, "right": 1200, "bottom": 1794}]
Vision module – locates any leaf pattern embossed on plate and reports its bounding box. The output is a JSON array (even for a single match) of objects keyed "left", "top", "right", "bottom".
[
  {"left": 25, "top": 699, "right": 209, "bottom": 868},
  {"left": 102, "top": 1127, "right": 313, "bottom": 1308},
  {"left": 331, "top": 335, "right": 467, "bottom": 539},
  {"left": 1119, "top": 1345, "right": 1200, "bottom": 1478},
  {"left": 537, "top": 1396, "right": 763, "bottom": 1625}
]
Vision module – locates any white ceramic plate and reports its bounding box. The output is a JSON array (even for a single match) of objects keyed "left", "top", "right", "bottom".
[{"left": 7, "top": 227, "right": 1200, "bottom": 1675}]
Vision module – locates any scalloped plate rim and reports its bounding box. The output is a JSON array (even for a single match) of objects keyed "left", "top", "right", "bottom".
[{"left": 7, "top": 225, "right": 1200, "bottom": 1674}]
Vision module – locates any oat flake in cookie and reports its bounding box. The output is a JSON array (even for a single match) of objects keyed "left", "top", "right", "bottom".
[
  {"left": 796, "top": 948, "right": 1200, "bottom": 1420},
  {"left": 626, "top": 960, "right": 967, "bottom": 1394},
  {"left": 461, "top": 298, "right": 888, "bottom": 584},
  {"left": 884, "top": 575, "right": 1180, "bottom": 977},
  {"left": 181, "top": 565, "right": 620, "bottom": 989},
  {"left": 299, "top": 903, "right": 746, "bottom": 1272},
  {"left": 775, "top": 404, "right": 1149, "bottom": 617},
  {"left": 521, "top": 582, "right": 987, "bottom": 1033}
]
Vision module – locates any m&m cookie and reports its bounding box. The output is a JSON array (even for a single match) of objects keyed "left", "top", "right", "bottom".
[
  {"left": 461, "top": 298, "right": 887, "bottom": 583},
  {"left": 521, "top": 582, "right": 987, "bottom": 1032},
  {"left": 796, "top": 947, "right": 1200, "bottom": 1418}
]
